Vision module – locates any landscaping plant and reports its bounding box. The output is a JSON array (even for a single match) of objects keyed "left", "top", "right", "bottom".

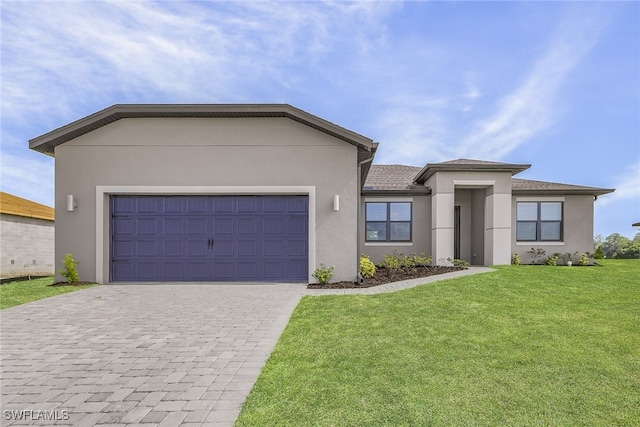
[
  {"left": 59, "top": 253, "right": 80, "bottom": 283},
  {"left": 312, "top": 263, "right": 334, "bottom": 285},
  {"left": 359, "top": 254, "right": 376, "bottom": 279},
  {"left": 511, "top": 253, "right": 522, "bottom": 265}
]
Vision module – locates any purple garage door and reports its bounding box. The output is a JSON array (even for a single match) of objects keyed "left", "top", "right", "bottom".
[{"left": 110, "top": 195, "right": 308, "bottom": 282}]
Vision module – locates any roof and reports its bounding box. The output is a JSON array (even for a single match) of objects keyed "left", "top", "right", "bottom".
[
  {"left": 414, "top": 158, "right": 531, "bottom": 183},
  {"left": 633, "top": 222, "right": 640, "bottom": 227},
  {"left": 363, "top": 164, "right": 615, "bottom": 197},
  {"left": 29, "top": 104, "right": 376, "bottom": 156},
  {"left": 512, "top": 178, "right": 614, "bottom": 196},
  {"left": 0, "top": 192, "right": 54, "bottom": 221}
]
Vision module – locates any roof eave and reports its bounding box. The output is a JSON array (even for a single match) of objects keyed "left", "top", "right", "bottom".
[
  {"left": 29, "top": 104, "right": 376, "bottom": 156},
  {"left": 414, "top": 163, "right": 532, "bottom": 183},
  {"left": 512, "top": 188, "right": 615, "bottom": 197}
]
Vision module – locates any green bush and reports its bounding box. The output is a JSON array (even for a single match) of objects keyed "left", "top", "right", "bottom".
[
  {"left": 360, "top": 254, "right": 376, "bottom": 279},
  {"left": 446, "top": 258, "right": 470, "bottom": 268},
  {"left": 527, "top": 248, "right": 546, "bottom": 264},
  {"left": 511, "top": 253, "right": 522, "bottom": 265},
  {"left": 312, "top": 263, "right": 335, "bottom": 285},
  {"left": 593, "top": 245, "right": 605, "bottom": 259},
  {"left": 579, "top": 253, "right": 590, "bottom": 266},
  {"left": 409, "top": 252, "right": 432, "bottom": 267},
  {"left": 545, "top": 255, "right": 558, "bottom": 266},
  {"left": 59, "top": 253, "right": 80, "bottom": 283}
]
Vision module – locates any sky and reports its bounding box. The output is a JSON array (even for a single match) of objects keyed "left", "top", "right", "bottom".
[{"left": 1, "top": 0, "right": 639, "bottom": 238}]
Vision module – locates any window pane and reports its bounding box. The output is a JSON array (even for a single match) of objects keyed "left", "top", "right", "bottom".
[
  {"left": 366, "top": 222, "right": 387, "bottom": 241},
  {"left": 541, "top": 202, "right": 562, "bottom": 220},
  {"left": 517, "top": 222, "right": 537, "bottom": 241},
  {"left": 541, "top": 222, "right": 561, "bottom": 240},
  {"left": 517, "top": 203, "right": 538, "bottom": 221},
  {"left": 390, "top": 222, "right": 411, "bottom": 241},
  {"left": 390, "top": 203, "right": 411, "bottom": 221},
  {"left": 366, "top": 203, "right": 387, "bottom": 221}
]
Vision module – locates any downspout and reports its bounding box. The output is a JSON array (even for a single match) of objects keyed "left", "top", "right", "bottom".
[{"left": 356, "top": 151, "right": 375, "bottom": 283}]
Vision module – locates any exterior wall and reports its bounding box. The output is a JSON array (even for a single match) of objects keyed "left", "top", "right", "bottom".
[
  {"left": 0, "top": 214, "right": 54, "bottom": 278},
  {"left": 512, "top": 195, "right": 595, "bottom": 263},
  {"left": 427, "top": 171, "right": 513, "bottom": 265},
  {"left": 359, "top": 195, "right": 431, "bottom": 264},
  {"left": 54, "top": 117, "right": 359, "bottom": 283}
]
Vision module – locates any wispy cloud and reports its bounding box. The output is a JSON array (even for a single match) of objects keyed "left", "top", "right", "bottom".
[
  {"left": 597, "top": 161, "right": 640, "bottom": 206},
  {"left": 454, "top": 6, "right": 609, "bottom": 160}
]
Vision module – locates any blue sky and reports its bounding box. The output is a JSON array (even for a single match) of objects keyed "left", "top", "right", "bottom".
[{"left": 2, "top": 1, "right": 638, "bottom": 238}]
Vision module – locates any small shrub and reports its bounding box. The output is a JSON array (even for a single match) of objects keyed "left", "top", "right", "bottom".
[
  {"left": 312, "top": 263, "right": 335, "bottom": 285},
  {"left": 360, "top": 254, "right": 376, "bottom": 279},
  {"left": 579, "top": 253, "right": 590, "bottom": 266},
  {"left": 511, "top": 253, "right": 522, "bottom": 265},
  {"left": 594, "top": 245, "right": 605, "bottom": 259},
  {"left": 447, "top": 258, "right": 470, "bottom": 268},
  {"left": 527, "top": 248, "right": 546, "bottom": 264},
  {"left": 379, "top": 252, "right": 401, "bottom": 271},
  {"left": 59, "top": 253, "right": 80, "bottom": 283},
  {"left": 545, "top": 255, "right": 558, "bottom": 266},
  {"left": 409, "top": 252, "right": 432, "bottom": 267}
]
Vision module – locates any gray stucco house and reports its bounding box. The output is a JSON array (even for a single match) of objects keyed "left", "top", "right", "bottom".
[{"left": 29, "top": 104, "right": 613, "bottom": 284}]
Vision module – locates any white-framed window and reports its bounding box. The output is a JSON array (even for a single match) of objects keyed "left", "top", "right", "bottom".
[
  {"left": 365, "top": 202, "right": 412, "bottom": 242},
  {"left": 516, "top": 201, "right": 563, "bottom": 242}
]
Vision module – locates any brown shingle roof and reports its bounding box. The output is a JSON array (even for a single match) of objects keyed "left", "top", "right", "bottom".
[
  {"left": 364, "top": 165, "right": 422, "bottom": 190},
  {"left": 0, "top": 192, "right": 54, "bottom": 221},
  {"left": 512, "top": 178, "right": 614, "bottom": 195}
]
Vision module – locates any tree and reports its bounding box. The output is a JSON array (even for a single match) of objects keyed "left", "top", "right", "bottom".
[{"left": 599, "top": 232, "right": 640, "bottom": 259}]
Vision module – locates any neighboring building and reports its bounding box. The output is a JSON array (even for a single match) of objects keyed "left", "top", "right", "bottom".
[
  {"left": 0, "top": 192, "right": 55, "bottom": 279},
  {"left": 29, "top": 104, "right": 614, "bottom": 284}
]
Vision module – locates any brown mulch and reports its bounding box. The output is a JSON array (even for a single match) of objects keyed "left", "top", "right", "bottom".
[
  {"left": 49, "top": 281, "right": 98, "bottom": 287},
  {"left": 307, "top": 266, "right": 465, "bottom": 289}
]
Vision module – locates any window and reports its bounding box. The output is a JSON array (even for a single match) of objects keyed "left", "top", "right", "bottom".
[
  {"left": 366, "top": 202, "right": 412, "bottom": 242},
  {"left": 516, "top": 202, "right": 563, "bottom": 241}
]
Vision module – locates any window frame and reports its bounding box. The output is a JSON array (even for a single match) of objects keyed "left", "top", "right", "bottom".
[
  {"left": 365, "top": 201, "right": 412, "bottom": 242},
  {"left": 516, "top": 201, "right": 563, "bottom": 242}
]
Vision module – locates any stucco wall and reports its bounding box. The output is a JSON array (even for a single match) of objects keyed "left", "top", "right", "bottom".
[
  {"left": 54, "top": 117, "right": 360, "bottom": 283},
  {"left": 359, "top": 195, "right": 431, "bottom": 265},
  {"left": 511, "top": 194, "right": 595, "bottom": 263},
  {"left": 0, "top": 214, "right": 54, "bottom": 278}
]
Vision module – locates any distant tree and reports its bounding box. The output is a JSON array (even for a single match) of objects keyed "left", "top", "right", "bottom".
[{"left": 599, "top": 233, "right": 640, "bottom": 259}]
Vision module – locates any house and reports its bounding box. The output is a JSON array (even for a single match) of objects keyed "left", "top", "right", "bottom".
[
  {"left": 0, "top": 192, "right": 55, "bottom": 279},
  {"left": 29, "top": 104, "right": 614, "bottom": 284}
]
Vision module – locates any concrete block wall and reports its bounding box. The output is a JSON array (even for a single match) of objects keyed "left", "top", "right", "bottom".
[{"left": 0, "top": 214, "right": 55, "bottom": 278}]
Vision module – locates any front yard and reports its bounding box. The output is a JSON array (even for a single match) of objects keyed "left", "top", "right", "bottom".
[
  {"left": 0, "top": 277, "right": 97, "bottom": 309},
  {"left": 236, "top": 259, "right": 639, "bottom": 426}
]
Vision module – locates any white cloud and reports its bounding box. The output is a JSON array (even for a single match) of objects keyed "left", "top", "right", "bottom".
[
  {"left": 453, "top": 7, "right": 609, "bottom": 160},
  {"left": 597, "top": 161, "right": 640, "bottom": 206}
]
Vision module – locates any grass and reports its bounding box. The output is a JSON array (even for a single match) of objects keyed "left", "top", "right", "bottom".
[
  {"left": 0, "top": 277, "right": 97, "bottom": 309},
  {"left": 236, "top": 259, "right": 640, "bottom": 426}
]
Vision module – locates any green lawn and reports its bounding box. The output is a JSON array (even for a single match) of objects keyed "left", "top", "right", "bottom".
[
  {"left": 236, "top": 259, "right": 639, "bottom": 426},
  {"left": 0, "top": 277, "right": 97, "bottom": 309}
]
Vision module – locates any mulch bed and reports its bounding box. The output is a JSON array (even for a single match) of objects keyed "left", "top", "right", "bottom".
[
  {"left": 307, "top": 266, "right": 464, "bottom": 289},
  {"left": 49, "top": 281, "right": 98, "bottom": 287}
]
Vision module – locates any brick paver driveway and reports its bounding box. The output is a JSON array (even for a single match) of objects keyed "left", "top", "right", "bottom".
[{"left": 1, "top": 284, "right": 306, "bottom": 426}]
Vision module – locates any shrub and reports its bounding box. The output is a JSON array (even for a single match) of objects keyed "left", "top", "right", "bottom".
[
  {"left": 360, "top": 254, "right": 376, "bottom": 279},
  {"left": 579, "top": 253, "right": 590, "bottom": 266},
  {"left": 409, "top": 252, "right": 432, "bottom": 267},
  {"left": 312, "top": 263, "right": 335, "bottom": 285},
  {"left": 527, "top": 248, "right": 546, "bottom": 264},
  {"left": 511, "top": 253, "right": 522, "bottom": 265},
  {"left": 594, "top": 245, "right": 605, "bottom": 259},
  {"left": 545, "top": 255, "right": 558, "bottom": 266},
  {"left": 59, "top": 253, "right": 80, "bottom": 283},
  {"left": 447, "top": 258, "right": 470, "bottom": 268}
]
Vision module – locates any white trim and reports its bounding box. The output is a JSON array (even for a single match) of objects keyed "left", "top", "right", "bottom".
[
  {"left": 453, "top": 180, "right": 496, "bottom": 187},
  {"left": 364, "top": 197, "right": 413, "bottom": 202},
  {"left": 96, "top": 185, "right": 316, "bottom": 284},
  {"left": 364, "top": 242, "right": 413, "bottom": 247},
  {"left": 516, "top": 241, "right": 565, "bottom": 246},
  {"left": 516, "top": 196, "right": 565, "bottom": 202}
]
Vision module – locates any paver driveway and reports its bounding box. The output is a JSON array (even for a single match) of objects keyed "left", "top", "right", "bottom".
[{"left": 1, "top": 283, "right": 306, "bottom": 426}]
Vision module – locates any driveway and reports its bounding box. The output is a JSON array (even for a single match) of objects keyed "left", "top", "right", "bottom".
[{"left": 0, "top": 284, "right": 306, "bottom": 426}]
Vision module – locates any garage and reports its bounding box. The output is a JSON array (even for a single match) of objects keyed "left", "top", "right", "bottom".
[{"left": 110, "top": 195, "right": 308, "bottom": 282}]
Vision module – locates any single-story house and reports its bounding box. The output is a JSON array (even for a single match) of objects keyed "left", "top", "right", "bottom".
[
  {"left": 29, "top": 104, "right": 614, "bottom": 284},
  {"left": 0, "top": 192, "right": 55, "bottom": 279}
]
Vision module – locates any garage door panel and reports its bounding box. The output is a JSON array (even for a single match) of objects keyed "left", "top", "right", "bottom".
[{"left": 111, "top": 195, "right": 308, "bottom": 282}]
